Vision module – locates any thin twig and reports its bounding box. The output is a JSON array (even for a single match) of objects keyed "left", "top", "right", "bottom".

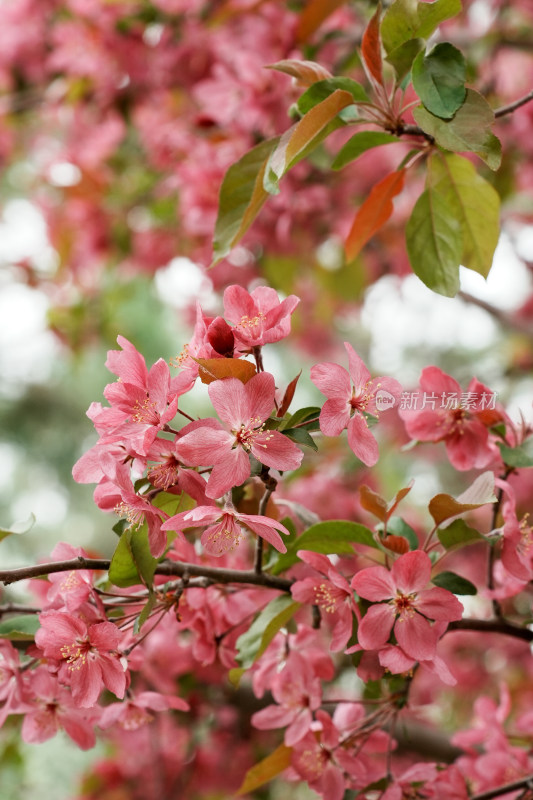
[
  {"left": 471, "top": 776, "right": 533, "bottom": 800},
  {"left": 458, "top": 291, "right": 533, "bottom": 341},
  {"left": 494, "top": 89, "right": 533, "bottom": 118},
  {"left": 447, "top": 618, "right": 533, "bottom": 642}
]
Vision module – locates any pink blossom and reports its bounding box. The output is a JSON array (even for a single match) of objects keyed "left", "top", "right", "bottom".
[
  {"left": 223, "top": 285, "right": 300, "bottom": 349},
  {"left": 351, "top": 550, "right": 463, "bottom": 662},
  {"left": 98, "top": 690, "right": 189, "bottom": 731},
  {"left": 162, "top": 504, "right": 291, "bottom": 556},
  {"left": 399, "top": 368, "right": 500, "bottom": 470},
  {"left": 501, "top": 483, "right": 533, "bottom": 581},
  {"left": 290, "top": 551, "right": 360, "bottom": 651},
  {"left": 311, "top": 342, "right": 401, "bottom": 467},
  {"left": 45, "top": 542, "right": 95, "bottom": 612},
  {"left": 175, "top": 372, "right": 303, "bottom": 498},
  {"left": 0, "top": 641, "right": 31, "bottom": 726},
  {"left": 22, "top": 667, "right": 97, "bottom": 750},
  {"left": 35, "top": 611, "right": 128, "bottom": 708},
  {"left": 251, "top": 658, "right": 322, "bottom": 746}
]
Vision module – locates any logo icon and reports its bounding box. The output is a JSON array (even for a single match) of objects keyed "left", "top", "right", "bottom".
[{"left": 376, "top": 389, "right": 396, "bottom": 412}]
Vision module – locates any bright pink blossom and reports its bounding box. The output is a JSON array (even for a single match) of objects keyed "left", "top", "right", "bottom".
[
  {"left": 35, "top": 611, "right": 128, "bottom": 708},
  {"left": 290, "top": 551, "right": 360, "bottom": 651},
  {"left": 311, "top": 342, "right": 401, "bottom": 467},
  {"left": 162, "top": 504, "right": 291, "bottom": 556},
  {"left": 399, "top": 368, "right": 502, "bottom": 470},
  {"left": 351, "top": 550, "right": 463, "bottom": 662},
  {"left": 175, "top": 372, "right": 303, "bottom": 498},
  {"left": 223, "top": 285, "right": 300, "bottom": 349}
]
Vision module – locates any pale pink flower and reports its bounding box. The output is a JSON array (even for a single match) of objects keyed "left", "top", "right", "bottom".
[
  {"left": 399, "top": 368, "right": 502, "bottom": 471},
  {"left": 45, "top": 542, "right": 94, "bottom": 612},
  {"left": 0, "top": 641, "right": 31, "bottom": 726},
  {"left": 175, "top": 372, "right": 303, "bottom": 498},
  {"left": 223, "top": 285, "right": 300, "bottom": 349},
  {"left": 22, "top": 667, "right": 97, "bottom": 750},
  {"left": 311, "top": 342, "right": 401, "bottom": 467},
  {"left": 35, "top": 611, "right": 128, "bottom": 708},
  {"left": 351, "top": 550, "right": 463, "bottom": 662},
  {"left": 98, "top": 690, "right": 188, "bottom": 731},
  {"left": 501, "top": 483, "right": 533, "bottom": 581},
  {"left": 290, "top": 551, "right": 360, "bottom": 651},
  {"left": 162, "top": 504, "right": 291, "bottom": 556}
]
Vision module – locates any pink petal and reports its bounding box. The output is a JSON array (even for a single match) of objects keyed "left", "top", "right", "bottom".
[
  {"left": 201, "top": 517, "right": 242, "bottom": 556},
  {"left": 223, "top": 284, "right": 256, "bottom": 324},
  {"left": 394, "top": 613, "right": 438, "bottom": 661},
  {"left": 70, "top": 658, "right": 103, "bottom": 708},
  {"left": 378, "top": 645, "right": 415, "bottom": 674},
  {"left": 251, "top": 704, "right": 295, "bottom": 730},
  {"left": 61, "top": 712, "right": 97, "bottom": 749},
  {"left": 319, "top": 398, "right": 351, "bottom": 437},
  {"left": 146, "top": 358, "right": 171, "bottom": 409},
  {"left": 344, "top": 342, "right": 371, "bottom": 390},
  {"left": 357, "top": 604, "right": 395, "bottom": 650},
  {"left": 251, "top": 430, "right": 303, "bottom": 471},
  {"left": 22, "top": 709, "right": 59, "bottom": 744},
  {"left": 241, "top": 520, "right": 286, "bottom": 553},
  {"left": 208, "top": 378, "right": 249, "bottom": 428},
  {"left": 391, "top": 551, "right": 431, "bottom": 594},
  {"left": 347, "top": 414, "right": 379, "bottom": 467},
  {"left": 99, "top": 654, "right": 127, "bottom": 700},
  {"left": 416, "top": 587, "right": 463, "bottom": 621},
  {"left": 285, "top": 708, "right": 312, "bottom": 746},
  {"left": 206, "top": 447, "right": 250, "bottom": 498},
  {"left": 420, "top": 366, "right": 461, "bottom": 396},
  {"left": 310, "top": 362, "right": 351, "bottom": 399},
  {"left": 352, "top": 566, "right": 395, "bottom": 601},
  {"left": 244, "top": 371, "right": 276, "bottom": 423},
  {"left": 400, "top": 407, "right": 452, "bottom": 442},
  {"left": 175, "top": 424, "right": 230, "bottom": 466},
  {"left": 88, "top": 621, "right": 122, "bottom": 651}
]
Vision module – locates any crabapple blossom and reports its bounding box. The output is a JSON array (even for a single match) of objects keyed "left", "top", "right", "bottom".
[
  {"left": 162, "top": 503, "right": 291, "bottom": 556},
  {"left": 351, "top": 550, "right": 463, "bottom": 662},
  {"left": 175, "top": 372, "right": 303, "bottom": 498},
  {"left": 222, "top": 285, "right": 300, "bottom": 349},
  {"left": 35, "top": 611, "right": 128, "bottom": 708},
  {"left": 311, "top": 342, "right": 401, "bottom": 466}
]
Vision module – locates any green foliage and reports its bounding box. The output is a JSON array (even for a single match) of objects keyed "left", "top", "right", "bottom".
[
  {"left": 272, "top": 520, "right": 378, "bottom": 575},
  {"left": 108, "top": 525, "right": 158, "bottom": 589},
  {"left": 332, "top": 131, "right": 399, "bottom": 170},
  {"left": 438, "top": 519, "right": 484, "bottom": 550},
  {"left": 234, "top": 595, "right": 300, "bottom": 670},
  {"left": 432, "top": 570, "right": 477, "bottom": 594},
  {"left": 497, "top": 441, "right": 533, "bottom": 468},
  {"left": 412, "top": 43, "right": 466, "bottom": 119},
  {"left": 0, "top": 615, "right": 40, "bottom": 641},
  {"left": 296, "top": 78, "right": 369, "bottom": 115},
  {"left": 381, "top": 0, "right": 463, "bottom": 55}
]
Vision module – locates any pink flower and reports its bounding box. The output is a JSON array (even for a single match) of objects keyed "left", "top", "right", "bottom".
[
  {"left": 311, "top": 342, "right": 401, "bottom": 467},
  {"left": 22, "top": 667, "right": 97, "bottom": 750},
  {"left": 175, "top": 372, "right": 303, "bottom": 498},
  {"left": 0, "top": 641, "right": 31, "bottom": 726},
  {"left": 251, "top": 658, "right": 322, "bottom": 746},
  {"left": 351, "top": 550, "right": 463, "bottom": 662},
  {"left": 35, "top": 611, "right": 128, "bottom": 708},
  {"left": 290, "top": 551, "right": 360, "bottom": 651},
  {"left": 98, "top": 690, "right": 188, "bottom": 731},
  {"left": 399, "top": 368, "right": 500, "bottom": 471},
  {"left": 45, "top": 542, "right": 95, "bottom": 612},
  {"left": 223, "top": 285, "right": 300, "bottom": 349},
  {"left": 162, "top": 504, "right": 291, "bottom": 556},
  {"left": 501, "top": 483, "right": 533, "bottom": 581}
]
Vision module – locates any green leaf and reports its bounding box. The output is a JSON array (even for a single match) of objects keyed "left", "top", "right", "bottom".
[
  {"left": 382, "top": 0, "right": 462, "bottom": 55},
  {"left": 237, "top": 744, "right": 293, "bottom": 795},
  {"left": 0, "top": 513, "right": 36, "bottom": 544},
  {"left": 272, "top": 520, "right": 378, "bottom": 575},
  {"left": 414, "top": 89, "right": 502, "bottom": 169},
  {"left": 281, "top": 427, "right": 318, "bottom": 451},
  {"left": 385, "top": 38, "right": 424, "bottom": 82},
  {"left": 497, "top": 440, "right": 533, "bottom": 468},
  {"left": 296, "top": 78, "right": 369, "bottom": 115},
  {"left": 428, "top": 152, "right": 501, "bottom": 279},
  {"left": 438, "top": 519, "right": 484, "bottom": 551},
  {"left": 212, "top": 137, "right": 280, "bottom": 263},
  {"left": 134, "top": 592, "right": 156, "bottom": 634},
  {"left": 284, "top": 406, "right": 321, "bottom": 430},
  {"left": 236, "top": 595, "right": 301, "bottom": 669},
  {"left": 264, "top": 89, "right": 355, "bottom": 194},
  {"left": 412, "top": 43, "right": 466, "bottom": 118},
  {"left": 406, "top": 184, "right": 462, "bottom": 296},
  {"left": 332, "top": 131, "right": 399, "bottom": 170},
  {"left": 0, "top": 615, "right": 40, "bottom": 641},
  {"left": 432, "top": 570, "right": 477, "bottom": 595},
  {"left": 109, "top": 526, "right": 159, "bottom": 589}
]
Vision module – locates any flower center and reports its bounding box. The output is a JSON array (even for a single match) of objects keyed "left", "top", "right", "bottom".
[
  {"left": 236, "top": 312, "right": 265, "bottom": 336},
  {"left": 391, "top": 592, "right": 417, "bottom": 618},
  {"left": 148, "top": 457, "right": 180, "bottom": 490},
  {"left": 60, "top": 638, "right": 91, "bottom": 671},
  {"left": 59, "top": 571, "right": 81, "bottom": 593},
  {"left": 519, "top": 513, "right": 532, "bottom": 553},
  {"left": 313, "top": 582, "right": 341, "bottom": 613},
  {"left": 114, "top": 501, "right": 145, "bottom": 529},
  {"left": 132, "top": 397, "right": 160, "bottom": 426},
  {"left": 233, "top": 418, "right": 273, "bottom": 452}
]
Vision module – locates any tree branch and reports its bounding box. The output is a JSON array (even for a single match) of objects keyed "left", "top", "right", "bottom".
[
  {"left": 471, "top": 775, "right": 533, "bottom": 800},
  {"left": 494, "top": 89, "right": 533, "bottom": 118},
  {"left": 0, "top": 557, "right": 293, "bottom": 593},
  {"left": 447, "top": 618, "right": 533, "bottom": 642},
  {"left": 458, "top": 291, "right": 533, "bottom": 341}
]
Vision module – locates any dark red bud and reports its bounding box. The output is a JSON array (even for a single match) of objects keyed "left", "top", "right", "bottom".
[{"left": 207, "top": 316, "right": 235, "bottom": 357}]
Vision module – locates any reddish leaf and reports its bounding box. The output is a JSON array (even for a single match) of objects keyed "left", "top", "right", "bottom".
[
  {"left": 277, "top": 371, "right": 302, "bottom": 417},
  {"left": 296, "top": 0, "right": 348, "bottom": 43},
  {"left": 381, "top": 535, "right": 409, "bottom": 555},
  {"left": 429, "top": 472, "right": 496, "bottom": 526},
  {"left": 266, "top": 59, "right": 333, "bottom": 88},
  {"left": 195, "top": 358, "right": 256, "bottom": 385},
  {"left": 345, "top": 169, "right": 406, "bottom": 261},
  {"left": 237, "top": 744, "right": 293, "bottom": 794},
  {"left": 359, "top": 485, "right": 388, "bottom": 522},
  {"left": 361, "top": 4, "right": 384, "bottom": 87}
]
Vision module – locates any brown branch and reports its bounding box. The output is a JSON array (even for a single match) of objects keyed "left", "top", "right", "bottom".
[
  {"left": 0, "top": 557, "right": 293, "bottom": 593},
  {"left": 458, "top": 291, "right": 533, "bottom": 341},
  {"left": 471, "top": 775, "right": 533, "bottom": 800},
  {"left": 494, "top": 89, "right": 533, "bottom": 118},
  {"left": 447, "top": 618, "right": 533, "bottom": 642}
]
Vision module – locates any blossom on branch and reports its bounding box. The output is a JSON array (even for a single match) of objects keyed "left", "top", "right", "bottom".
[{"left": 223, "top": 285, "right": 300, "bottom": 349}]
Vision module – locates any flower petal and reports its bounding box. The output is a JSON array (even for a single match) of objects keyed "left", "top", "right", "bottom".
[
  {"left": 347, "top": 414, "right": 379, "bottom": 467},
  {"left": 310, "top": 362, "right": 351, "bottom": 400},
  {"left": 209, "top": 378, "right": 249, "bottom": 429},
  {"left": 206, "top": 447, "right": 250, "bottom": 498},
  {"left": 357, "top": 604, "right": 395, "bottom": 650},
  {"left": 391, "top": 551, "right": 431, "bottom": 594},
  {"left": 352, "top": 566, "right": 395, "bottom": 601},
  {"left": 319, "top": 398, "right": 350, "bottom": 437},
  {"left": 251, "top": 430, "right": 303, "bottom": 472},
  {"left": 394, "top": 612, "right": 438, "bottom": 661}
]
